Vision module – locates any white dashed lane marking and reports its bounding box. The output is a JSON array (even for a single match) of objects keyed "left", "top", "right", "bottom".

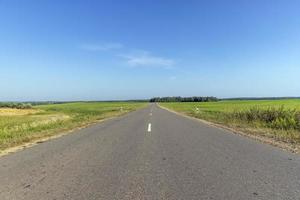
[{"left": 147, "top": 123, "right": 151, "bottom": 132}]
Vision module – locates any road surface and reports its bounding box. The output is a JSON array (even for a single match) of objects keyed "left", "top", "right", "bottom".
[{"left": 0, "top": 104, "right": 299, "bottom": 200}]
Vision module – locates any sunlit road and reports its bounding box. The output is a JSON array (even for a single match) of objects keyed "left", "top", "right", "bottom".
[{"left": 0, "top": 104, "right": 299, "bottom": 200}]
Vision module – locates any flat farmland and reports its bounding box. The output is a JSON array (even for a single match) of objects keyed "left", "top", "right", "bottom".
[
  {"left": 0, "top": 102, "right": 146, "bottom": 151},
  {"left": 160, "top": 99, "right": 300, "bottom": 145}
]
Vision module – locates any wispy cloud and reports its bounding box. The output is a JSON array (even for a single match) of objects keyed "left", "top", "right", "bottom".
[
  {"left": 81, "top": 43, "right": 176, "bottom": 68},
  {"left": 81, "top": 43, "right": 123, "bottom": 51},
  {"left": 120, "top": 51, "right": 175, "bottom": 68}
]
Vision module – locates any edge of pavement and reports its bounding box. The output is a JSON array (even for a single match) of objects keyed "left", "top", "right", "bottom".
[
  {"left": 0, "top": 106, "right": 148, "bottom": 158},
  {"left": 157, "top": 103, "right": 299, "bottom": 154}
]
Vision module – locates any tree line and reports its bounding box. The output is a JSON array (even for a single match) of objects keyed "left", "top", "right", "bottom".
[
  {"left": 149, "top": 96, "right": 218, "bottom": 102},
  {"left": 0, "top": 102, "right": 32, "bottom": 109},
  {"left": 222, "top": 97, "right": 300, "bottom": 101}
]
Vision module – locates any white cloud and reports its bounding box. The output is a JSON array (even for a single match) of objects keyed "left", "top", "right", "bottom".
[
  {"left": 81, "top": 43, "right": 123, "bottom": 51},
  {"left": 121, "top": 51, "right": 175, "bottom": 68}
]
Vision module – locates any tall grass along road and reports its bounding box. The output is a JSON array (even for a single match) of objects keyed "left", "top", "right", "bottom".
[
  {"left": 0, "top": 102, "right": 146, "bottom": 151},
  {"left": 160, "top": 99, "right": 300, "bottom": 152}
]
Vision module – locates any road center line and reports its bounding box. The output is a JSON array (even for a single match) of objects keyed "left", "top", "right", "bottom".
[{"left": 147, "top": 123, "right": 151, "bottom": 132}]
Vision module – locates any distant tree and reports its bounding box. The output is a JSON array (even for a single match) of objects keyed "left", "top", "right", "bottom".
[{"left": 149, "top": 96, "right": 218, "bottom": 102}]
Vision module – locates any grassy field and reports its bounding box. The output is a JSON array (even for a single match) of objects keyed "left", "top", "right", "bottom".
[
  {"left": 160, "top": 99, "right": 300, "bottom": 145},
  {"left": 0, "top": 102, "right": 146, "bottom": 151}
]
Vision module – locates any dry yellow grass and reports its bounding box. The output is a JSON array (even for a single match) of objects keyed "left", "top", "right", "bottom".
[
  {"left": 0, "top": 108, "right": 40, "bottom": 116},
  {"left": 0, "top": 102, "right": 147, "bottom": 151},
  {"left": 30, "top": 114, "right": 70, "bottom": 126}
]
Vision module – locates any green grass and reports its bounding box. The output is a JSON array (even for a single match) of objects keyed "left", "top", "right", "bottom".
[
  {"left": 0, "top": 102, "right": 146, "bottom": 150},
  {"left": 160, "top": 99, "right": 300, "bottom": 144}
]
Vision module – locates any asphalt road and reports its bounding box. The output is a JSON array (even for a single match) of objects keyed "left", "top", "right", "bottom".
[{"left": 0, "top": 104, "right": 299, "bottom": 200}]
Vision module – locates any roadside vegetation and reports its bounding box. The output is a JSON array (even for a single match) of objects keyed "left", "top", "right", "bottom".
[
  {"left": 0, "top": 102, "right": 146, "bottom": 151},
  {"left": 160, "top": 99, "right": 300, "bottom": 146}
]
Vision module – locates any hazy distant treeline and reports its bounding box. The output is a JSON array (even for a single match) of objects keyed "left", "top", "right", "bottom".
[
  {"left": 222, "top": 97, "right": 300, "bottom": 101},
  {"left": 0, "top": 102, "right": 32, "bottom": 109},
  {"left": 149, "top": 96, "right": 218, "bottom": 102}
]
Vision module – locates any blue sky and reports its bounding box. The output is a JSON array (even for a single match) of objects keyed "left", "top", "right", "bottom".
[{"left": 0, "top": 0, "right": 299, "bottom": 101}]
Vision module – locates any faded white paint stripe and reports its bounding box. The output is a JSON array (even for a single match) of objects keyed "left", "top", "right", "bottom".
[{"left": 147, "top": 123, "right": 151, "bottom": 132}]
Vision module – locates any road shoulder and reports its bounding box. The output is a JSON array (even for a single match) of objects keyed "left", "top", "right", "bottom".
[{"left": 158, "top": 104, "right": 299, "bottom": 154}]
